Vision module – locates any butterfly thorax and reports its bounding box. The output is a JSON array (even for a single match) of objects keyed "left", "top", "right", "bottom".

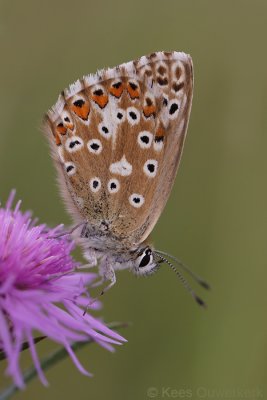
[{"left": 77, "top": 223, "right": 159, "bottom": 276}]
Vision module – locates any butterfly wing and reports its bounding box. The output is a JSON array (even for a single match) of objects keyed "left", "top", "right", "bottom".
[{"left": 43, "top": 51, "right": 193, "bottom": 248}]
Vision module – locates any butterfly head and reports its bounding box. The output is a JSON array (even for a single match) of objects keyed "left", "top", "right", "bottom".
[
  {"left": 132, "top": 246, "right": 163, "bottom": 276},
  {"left": 129, "top": 246, "right": 209, "bottom": 308}
]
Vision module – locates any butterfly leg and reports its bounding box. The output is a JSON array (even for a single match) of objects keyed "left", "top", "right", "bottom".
[
  {"left": 82, "top": 249, "right": 98, "bottom": 268},
  {"left": 90, "top": 278, "right": 105, "bottom": 288},
  {"left": 91, "top": 271, "right": 116, "bottom": 301},
  {"left": 99, "top": 261, "right": 117, "bottom": 296},
  {"left": 89, "top": 259, "right": 116, "bottom": 304},
  {"left": 84, "top": 273, "right": 116, "bottom": 313}
]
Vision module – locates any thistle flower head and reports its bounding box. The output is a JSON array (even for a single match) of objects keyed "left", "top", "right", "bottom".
[{"left": 0, "top": 191, "right": 125, "bottom": 387}]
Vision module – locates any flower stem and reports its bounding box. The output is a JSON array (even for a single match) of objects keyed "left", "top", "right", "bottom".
[
  {"left": 0, "top": 322, "right": 128, "bottom": 400},
  {"left": 0, "top": 337, "right": 46, "bottom": 362}
]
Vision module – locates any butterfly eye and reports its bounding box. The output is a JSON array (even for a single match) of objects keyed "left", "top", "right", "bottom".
[
  {"left": 134, "top": 247, "right": 158, "bottom": 276},
  {"left": 139, "top": 249, "right": 152, "bottom": 268}
]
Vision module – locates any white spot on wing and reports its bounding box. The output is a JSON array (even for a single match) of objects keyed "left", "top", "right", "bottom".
[
  {"left": 168, "top": 100, "right": 180, "bottom": 120},
  {"left": 143, "top": 159, "right": 158, "bottom": 178},
  {"left": 129, "top": 193, "right": 145, "bottom": 208},
  {"left": 153, "top": 139, "right": 164, "bottom": 152},
  {"left": 64, "top": 162, "right": 76, "bottom": 176},
  {"left": 89, "top": 177, "right": 101, "bottom": 193},
  {"left": 61, "top": 111, "right": 74, "bottom": 129},
  {"left": 87, "top": 139, "right": 103, "bottom": 154},
  {"left": 137, "top": 131, "right": 153, "bottom": 149},
  {"left": 110, "top": 155, "right": 132, "bottom": 176},
  {"left": 98, "top": 122, "right": 112, "bottom": 139},
  {"left": 107, "top": 178, "right": 120, "bottom": 193},
  {"left": 116, "top": 108, "right": 126, "bottom": 123},
  {"left": 65, "top": 136, "right": 84, "bottom": 153},
  {"left": 127, "top": 107, "right": 140, "bottom": 125}
]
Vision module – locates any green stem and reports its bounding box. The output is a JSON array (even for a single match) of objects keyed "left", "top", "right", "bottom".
[
  {"left": 0, "top": 322, "right": 128, "bottom": 400},
  {"left": 0, "top": 337, "right": 46, "bottom": 362}
]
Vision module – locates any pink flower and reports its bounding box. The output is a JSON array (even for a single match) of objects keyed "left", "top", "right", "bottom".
[{"left": 0, "top": 191, "right": 125, "bottom": 387}]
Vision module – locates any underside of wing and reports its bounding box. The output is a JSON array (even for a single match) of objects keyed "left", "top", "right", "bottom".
[{"left": 43, "top": 51, "right": 193, "bottom": 248}]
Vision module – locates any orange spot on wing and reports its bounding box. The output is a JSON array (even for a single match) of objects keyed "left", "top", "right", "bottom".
[
  {"left": 64, "top": 121, "right": 74, "bottom": 130},
  {"left": 62, "top": 111, "right": 75, "bottom": 131},
  {"left": 55, "top": 134, "right": 61, "bottom": 146},
  {"left": 54, "top": 122, "right": 67, "bottom": 146},
  {"left": 56, "top": 122, "right": 67, "bottom": 135},
  {"left": 143, "top": 105, "right": 156, "bottom": 118},
  {"left": 127, "top": 82, "right": 139, "bottom": 99},
  {"left": 155, "top": 126, "right": 166, "bottom": 140},
  {"left": 71, "top": 102, "right": 90, "bottom": 121},
  {"left": 109, "top": 84, "right": 124, "bottom": 98},
  {"left": 71, "top": 102, "right": 90, "bottom": 120},
  {"left": 92, "top": 94, "right": 109, "bottom": 109}
]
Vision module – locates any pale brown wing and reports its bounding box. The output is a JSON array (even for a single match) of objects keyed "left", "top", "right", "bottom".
[
  {"left": 132, "top": 52, "right": 194, "bottom": 243},
  {"left": 43, "top": 51, "right": 193, "bottom": 248}
]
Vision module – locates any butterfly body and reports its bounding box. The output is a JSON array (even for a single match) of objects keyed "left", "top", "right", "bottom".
[{"left": 44, "top": 51, "right": 193, "bottom": 283}]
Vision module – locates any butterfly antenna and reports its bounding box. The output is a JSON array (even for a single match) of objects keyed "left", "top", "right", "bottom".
[
  {"left": 156, "top": 254, "right": 207, "bottom": 308},
  {"left": 156, "top": 250, "right": 210, "bottom": 290}
]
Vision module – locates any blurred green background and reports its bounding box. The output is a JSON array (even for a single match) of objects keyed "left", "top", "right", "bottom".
[{"left": 1, "top": 0, "right": 267, "bottom": 399}]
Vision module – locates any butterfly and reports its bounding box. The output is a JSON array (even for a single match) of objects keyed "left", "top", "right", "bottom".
[{"left": 43, "top": 51, "right": 209, "bottom": 306}]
